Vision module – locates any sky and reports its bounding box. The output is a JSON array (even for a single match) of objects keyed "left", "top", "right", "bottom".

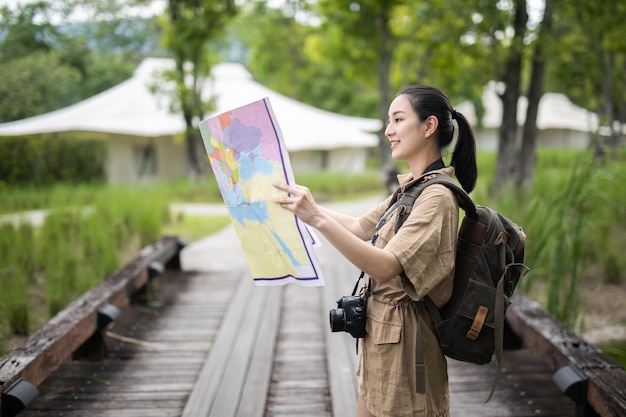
[
  {"left": 2, "top": 0, "right": 545, "bottom": 26},
  {"left": 2, "top": 0, "right": 167, "bottom": 23}
]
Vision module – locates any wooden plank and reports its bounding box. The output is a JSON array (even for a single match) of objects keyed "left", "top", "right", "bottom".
[
  {"left": 0, "top": 236, "right": 181, "bottom": 412},
  {"left": 265, "top": 284, "right": 332, "bottom": 417},
  {"left": 237, "top": 287, "right": 282, "bottom": 417},
  {"left": 180, "top": 273, "right": 253, "bottom": 416},
  {"left": 17, "top": 270, "right": 236, "bottom": 417},
  {"left": 507, "top": 292, "right": 626, "bottom": 416},
  {"left": 181, "top": 274, "right": 283, "bottom": 417},
  {"left": 449, "top": 348, "right": 574, "bottom": 416},
  {"left": 319, "top": 243, "right": 361, "bottom": 417},
  {"left": 208, "top": 286, "right": 278, "bottom": 417},
  {"left": 586, "top": 368, "right": 626, "bottom": 417},
  {"left": 16, "top": 409, "right": 182, "bottom": 417}
]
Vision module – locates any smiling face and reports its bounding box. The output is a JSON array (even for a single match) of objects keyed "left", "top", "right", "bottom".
[
  {"left": 385, "top": 94, "right": 441, "bottom": 175},
  {"left": 385, "top": 95, "right": 426, "bottom": 160}
]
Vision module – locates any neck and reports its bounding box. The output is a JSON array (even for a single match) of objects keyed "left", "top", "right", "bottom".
[{"left": 407, "top": 150, "right": 443, "bottom": 178}]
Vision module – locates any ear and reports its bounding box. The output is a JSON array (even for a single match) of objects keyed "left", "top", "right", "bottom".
[{"left": 424, "top": 115, "right": 439, "bottom": 139}]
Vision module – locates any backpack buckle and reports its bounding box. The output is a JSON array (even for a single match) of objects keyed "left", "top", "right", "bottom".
[{"left": 466, "top": 305, "right": 489, "bottom": 340}]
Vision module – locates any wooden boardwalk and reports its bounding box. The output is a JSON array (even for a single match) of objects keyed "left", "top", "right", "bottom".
[{"left": 11, "top": 199, "right": 580, "bottom": 417}]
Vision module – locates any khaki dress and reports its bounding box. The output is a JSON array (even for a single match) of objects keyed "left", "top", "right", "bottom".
[{"left": 356, "top": 167, "right": 459, "bottom": 417}]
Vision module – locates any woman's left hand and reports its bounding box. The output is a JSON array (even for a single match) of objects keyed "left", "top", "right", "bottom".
[{"left": 273, "top": 182, "right": 322, "bottom": 227}]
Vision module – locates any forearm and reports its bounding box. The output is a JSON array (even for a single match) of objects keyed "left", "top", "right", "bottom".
[
  {"left": 313, "top": 213, "right": 402, "bottom": 283},
  {"left": 272, "top": 181, "right": 399, "bottom": 281},
  {"left": 318, "top": 206, "right": 371, "bottom": 241}
]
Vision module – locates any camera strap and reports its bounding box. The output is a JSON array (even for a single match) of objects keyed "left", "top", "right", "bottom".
[{"left": 350, "top": 271, "right": 365, "bottom": 296}]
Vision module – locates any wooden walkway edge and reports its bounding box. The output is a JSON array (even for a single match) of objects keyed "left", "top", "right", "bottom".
[
  {"left": 508, "top": 292, "right": 626, "bottom": 416},
  {"left": 3, "top": 199, "right": 625, "bottom": 417},
  {"left": 0, "top": 236, "right": 183, "bottom": 416}
]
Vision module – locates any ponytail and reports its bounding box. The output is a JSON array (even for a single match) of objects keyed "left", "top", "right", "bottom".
[{"left": 450, "top": 110, "right": 477, "bottom": 193}]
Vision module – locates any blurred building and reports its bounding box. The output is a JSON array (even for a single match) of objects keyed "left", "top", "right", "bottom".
[
  {"left": 455, "top": 81, "right": 600, "bottom": 151},
  {"left": 0, "top": 58, "right": 381, "bottom": 183}
]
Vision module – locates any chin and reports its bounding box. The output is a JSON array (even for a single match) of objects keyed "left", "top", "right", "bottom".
[{"left": 390, "top": 150, "right": 404, "bottom": 160}]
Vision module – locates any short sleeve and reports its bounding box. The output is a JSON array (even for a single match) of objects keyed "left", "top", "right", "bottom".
[
  {"left": 384, "top": 185, "right": 458, "bottom": 303},
  {"left": 359, "top": 195, "right": 394, "bottom": 239}
]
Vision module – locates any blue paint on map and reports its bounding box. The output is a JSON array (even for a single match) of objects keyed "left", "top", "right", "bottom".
[
  {"left": 228, "top": 199, "right": 269, "bottom": 227},
  {"left": 239, "top": 153, "right": 274, "bottom": 182},
  {"left": 270, "top": 228, "right": 302, "bottom": 266}
]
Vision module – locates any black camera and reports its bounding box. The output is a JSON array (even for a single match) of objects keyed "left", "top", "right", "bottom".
[{"left": 329, "top": 296, "right": 366, "bottom": 338}]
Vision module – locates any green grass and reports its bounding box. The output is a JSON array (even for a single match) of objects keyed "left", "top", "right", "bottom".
[
  {"left": 597, "top": 341, "right": 626, "bottom": 368},
  {"left": 163, "top": 214, "right": 231, "bottom": 243},
  {"left": 0, "top": 172, "right": 383, "bottom": 353},
  {"left": 1, "top": 149, "right": 625, "bottom": 355}
]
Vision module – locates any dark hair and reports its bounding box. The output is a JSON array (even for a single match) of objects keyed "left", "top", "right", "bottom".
[{"left": 397, "top": 85, "right": 477, "bottom": 193}]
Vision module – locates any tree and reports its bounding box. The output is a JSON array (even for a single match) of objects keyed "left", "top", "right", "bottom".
[
  {"left": 314, "top": 0, "right": 404, "bottom": 166},
  {"left": 0, "top": 0, "right": 162, "bottom": 122},
  {"left": 232, "top": 1, "right": 379, "bottom": 119},
  {"left": 0, "top": 52, "right": 81, "bottom": 123},
  {"left": 491, "top": 0, "right": 528, "bottom": 195},
  {"left": 390, "top": 0, "right": 495, "bottom": 115},
  {"left": 234, "top": 2, "right": 306, "bottom": 99},
  {"left": 517, "top": 0, "right": 555, "bottom": 191},
  {"left": 159, "top": 0, "right": 237, "bottom": 177},
  {"left": 0, "top": 2, "right": 81, "bottom": 122},
  {"left": 0, "top": 1, "right": 59, "bottom": 59},
  {"left": 547, "top": 0, "right": 626, "bottom": 160}
]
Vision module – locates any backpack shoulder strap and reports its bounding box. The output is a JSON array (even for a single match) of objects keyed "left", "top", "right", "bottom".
[{"left": 395, "top": 173, "right": 478, "bottom": 233}]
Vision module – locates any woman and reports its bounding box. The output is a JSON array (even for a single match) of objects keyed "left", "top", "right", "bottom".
[{"left": 274, "top": 85, "right": 477, "bottom": 417}]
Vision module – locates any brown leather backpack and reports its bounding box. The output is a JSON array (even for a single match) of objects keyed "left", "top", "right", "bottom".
[{"left": 394, "top": 173, "right": 529, "bottom": 400}]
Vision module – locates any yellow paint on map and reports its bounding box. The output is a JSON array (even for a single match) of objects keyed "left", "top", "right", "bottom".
[
  {"left": 232, "top": 167, "right": 312, "bottom": 279},
  {"left": 224, "top": 148, "right": 238, "bottom": 184},
  {"left": 209, "top": 137, "right": 239, "bottom": 185}
]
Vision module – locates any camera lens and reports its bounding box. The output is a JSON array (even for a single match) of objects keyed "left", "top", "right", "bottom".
[{"left": 329, "top": 308, "right": 345, "bottom": 332}]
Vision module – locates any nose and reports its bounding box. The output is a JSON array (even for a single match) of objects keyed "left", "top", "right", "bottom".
[{"left": 384, "top": 122, "right": 393, "bottom": 138}]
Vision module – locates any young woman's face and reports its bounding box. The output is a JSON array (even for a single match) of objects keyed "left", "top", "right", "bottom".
[{"left": 384, "top": 94, "right": 428, "bottom": 161}]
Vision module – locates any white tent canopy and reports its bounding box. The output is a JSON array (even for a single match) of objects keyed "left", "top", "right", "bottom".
[
  {"left": 0, "top": 58, "right": 381, "bottom": 152},
  {"left": 455, "top": 81, "right": 599, "bottom": 150},
  {"left": 455, "top": 81, "right": 599, "bottom": 132}
]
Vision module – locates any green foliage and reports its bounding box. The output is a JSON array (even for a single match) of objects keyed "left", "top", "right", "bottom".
[
  {"left": 1, "top": 150, "right": 625, "bottom": 350},
  {"left": 546, "top": 0, "right": 626, "bottom": 116},
  {"left": 0, "top": 223, "right": 35, "bottom": 336},
  {"left": 481, "top": 151, "right": 626, "bottom": 328},
  {"left": 440, "top": 149, "right": 625, "bottom": 329},
  {"left": 390, "top": 0, "right": 497, "bottom": 101},
  {"left": 0, "top": 136, "right": 107, "bottom": 186},
  {"left": 0, "top": 1, "right": 161, "bottom": 123},
  {"left": 156, "top": 178, "right": 224, "bottom": 203},
  {"left": 598, "top": 340, "right": 626, "bottom": 368},
  {"left": 163, "top": 214, "right": 231, "bottom": 243},
  {"left": 158, "top": 0, "right": 237, "bottom": 174},
  {"left": 0, "top": 183, "right": 170, "bottom": 331},
  {"left": 297, "top": 171, "right": 384, "bottom": 200},
  {"left": 0, "top": 1, "right": 60, "bottom": 58},
  {"left": 38, "top": 195, "right": 165, "bottom": 317},
  {"left": 0, "top": 52, "right": 82, "bottom": 122}
]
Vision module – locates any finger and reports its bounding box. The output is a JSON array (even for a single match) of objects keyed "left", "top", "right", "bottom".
[
  {"left": 273, "top": 191, "right": 293, "bottom": 205},
  {"left": 273, "top": 182, "right": 293, "bottom": 191}
]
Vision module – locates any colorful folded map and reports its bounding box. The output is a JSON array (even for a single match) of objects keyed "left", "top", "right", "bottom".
[{"left": 198, "top": 98, "right": 325, "bottom": 286}]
